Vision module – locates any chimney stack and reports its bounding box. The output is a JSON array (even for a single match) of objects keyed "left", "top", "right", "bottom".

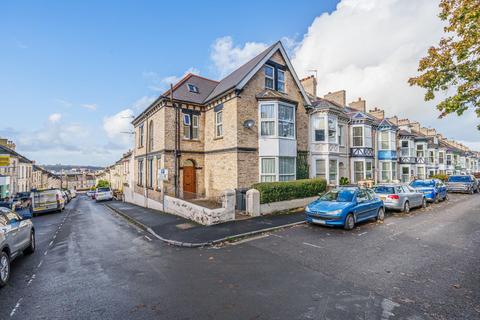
[
  {"left": 420, "top": 127, "right": 429, "bottom": 136},
  {"left": 324, "top": 90, "right": 346, "bottom": 107},
  {"left": 368, "top": 107, "right": 384, "bottom": 120},
  {"left": 387, "top": 116, "right": 398, "bottom": 125},
  {"left": 409, "top": 121, "right": 421, "bottom": 133},
  {"left": 300, "top": 75, "right": 317, "bottom": 98},
  {"left": 426, "top": 128, "right": 436, "bottom": 137},
  {"left": 348, "top": 97, "right": 366, "bottom": 113},
  {"left": 398, "top": 118, "right": 410, "bottom": 126}
]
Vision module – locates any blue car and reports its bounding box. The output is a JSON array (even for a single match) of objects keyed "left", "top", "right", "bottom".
[
  {"left": 409, "top": 179, "right": 447, "bottom": 203},
  {"left": 305, "top": 187, "right": 385, "bottom": 230}
]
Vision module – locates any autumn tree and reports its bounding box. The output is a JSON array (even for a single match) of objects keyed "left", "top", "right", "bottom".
[{"left": 409, "top": 0, "right": 479, "bottom": 127}]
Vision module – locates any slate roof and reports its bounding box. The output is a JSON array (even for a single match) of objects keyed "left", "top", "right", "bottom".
[
  {"left": 204, "top": 42, "right": 278, "bottom": 103},
  {"left": 163, "top": 74, "right": 219, "bottom": 105},
  {"left": 0, "top": 145, "right": 32, "bottom": 163}
]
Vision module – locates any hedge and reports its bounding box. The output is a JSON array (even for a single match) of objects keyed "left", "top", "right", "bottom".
[{"left": 252, "top": 178, "right": 327, "bottom": 204}]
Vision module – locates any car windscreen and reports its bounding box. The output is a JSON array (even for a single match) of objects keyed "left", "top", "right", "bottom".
[
  {"left": 410, "top": 180, "right": 435, "bottom": 188},
  {"left": 97, "top": 188, "right": 110, "bottom": 192},
  {"left": 373, "top": 186, "right": 395, "bottom": 194},
  {"left": 448, "top": 176, "right": 471, "bottom": 182},
  {"left": 319, "top": 189, "right": 355, "bottom": 202}
]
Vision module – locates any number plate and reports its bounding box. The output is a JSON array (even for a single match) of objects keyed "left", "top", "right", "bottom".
[
  {"left": 312, "top": 218, "right": 326, "bottom": 225},
  {"left": 380, "top": 196, "right": 386, "bottom": 201}
]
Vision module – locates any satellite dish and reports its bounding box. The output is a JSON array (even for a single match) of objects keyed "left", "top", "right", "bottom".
[{"left": 243, "top": 119, "right": 255, "bottom": 129}]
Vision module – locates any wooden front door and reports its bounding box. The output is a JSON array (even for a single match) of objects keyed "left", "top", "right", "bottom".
[{"left": 183, "top": 166, "right": 196, "bottom": 198}]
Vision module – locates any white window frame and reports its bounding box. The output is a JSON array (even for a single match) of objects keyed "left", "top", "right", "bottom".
[
  {"left": 328, "top": 159, "right": 338, "bottom": 185},
  {"left": 328, "top": 117, "right": 337, "bottom": 143},
  {"left": 277, "top": 69, "right": 285, "bottom": 93},
  {"left": 259, "top": 102, "right": 295, "bottom": 140},
  {"left": 260, "top": 103, "right": 276, "bottom": 137},
  {"left": 338, "top": 124, "right": 344, "bottom": 146},
  {"left": 259, "top": 157, "right": 296, "bottom": 182},
  {"left": 352, "top": 126, "right": 363, "bottom": 147},
  {"left": 279, "top": 157, "right": 295, "bottom": 181},
  {"left": 379, "top": 130, "right": 391, "bottom": 150},
  {"left": 215, "top": 110, "right": 223, "bottom": 138},
  {"left": 315, "top": 159, "right": 326, "bottom": 179},
  {"left": 192, "top": 115, "right": 199, "bottom": 139},
  {"left": 352, "top": 159, "right": 373, "bottom": 183},
  {"left": 264, "top": 65, "right": 274, "bottom": 90}
]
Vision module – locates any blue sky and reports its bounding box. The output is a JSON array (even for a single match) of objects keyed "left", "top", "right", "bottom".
[
  {"left": 0, "top": 0, "right": 338, "bottom": 166},
  {"left": 1, "top": 0, "right": 479, "bottom": 166}
]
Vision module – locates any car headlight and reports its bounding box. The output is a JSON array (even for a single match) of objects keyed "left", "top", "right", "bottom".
[
  {"left": 327, "top": 209, "right": 343, "bottom": 215},
  {"left": 305, "top": 205, "right": 311, "bottom": 213}
]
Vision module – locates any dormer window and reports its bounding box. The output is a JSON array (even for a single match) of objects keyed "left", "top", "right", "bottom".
[
  {"left": 187, "top": 83, "right": 199, "bottom": 93},
  {"left": 264, "top": 65, "right": 274, "bottom": 89}
]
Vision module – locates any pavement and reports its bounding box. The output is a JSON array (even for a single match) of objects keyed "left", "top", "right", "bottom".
[
  {"left": 105, "top": 200, "right": 305, "bottom": 247},
  {"left": 1, "top": 192, "right": 479, "bottom": 319}
]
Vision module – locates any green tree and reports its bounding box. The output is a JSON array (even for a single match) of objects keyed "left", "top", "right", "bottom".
[
  {"left": 96, "top": 180, "right": 110, "bottom": 188},
  {"left": 409, "top": 0, "right": 480, "bottom": 126}
]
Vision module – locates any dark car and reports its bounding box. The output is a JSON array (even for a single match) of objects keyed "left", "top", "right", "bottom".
[
  {"left": 446, "top": 175, "right": 477, "bottom": 194},
  {"left": 305, "top": 187, "right": 385, "bottom": 230}
]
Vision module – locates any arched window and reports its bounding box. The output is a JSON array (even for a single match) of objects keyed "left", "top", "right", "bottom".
[{"left": 148, "top": 120, "right": 154, "bottom": 151}]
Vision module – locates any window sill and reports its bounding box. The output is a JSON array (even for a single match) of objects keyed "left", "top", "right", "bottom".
[
  {"left": 213, "top": 136, "right": 223, "bottom": 140},
  {"left": 183, "top": 138, "right": 201, "bottom": 142}
]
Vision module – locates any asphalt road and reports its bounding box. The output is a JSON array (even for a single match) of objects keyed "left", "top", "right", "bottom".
[{"left": 1, "top": 193, "right": 479, "bottom": 320}]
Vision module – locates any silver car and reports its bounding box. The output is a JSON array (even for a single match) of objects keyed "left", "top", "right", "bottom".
[
  {"left": 373, "top": 184, "right": 426, "bottom": 213},
  {"left": 0, "top": 207, "right": 35, "bottom": 287}
]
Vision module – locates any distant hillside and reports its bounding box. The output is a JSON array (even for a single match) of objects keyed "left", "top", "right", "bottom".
[{"left": 40, "top": 164, "right": 104, "bottom": 173}]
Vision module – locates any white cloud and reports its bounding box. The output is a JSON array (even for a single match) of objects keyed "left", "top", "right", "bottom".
[
  {"left": 102, "top": 109, "right": 134, "bottom": 146},
  {"left": 210, "top": 36, "right": 268, "bottom": 78},
  {"left": 143, "top": 67, "right": 200, "bottom": 92},
  {"left": 48, "top": 113, "right": 62, "bottom": 123},
  {"left": 81, "top": 103, "right": 97, "bottom": 111},
  {"left": 131, "top": 96, "right": 156, "bottom": 111},
  {"left": 291, "top": 0, "right": 480, "bottom": 143}
]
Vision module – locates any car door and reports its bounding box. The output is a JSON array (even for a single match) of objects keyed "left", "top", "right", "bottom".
[
  {"left": 406, "top": 185, "right": 422, "bottom": 207},
  {"left": 366, "top": 190, "right": 379, "bottom": 218},
  {"left": 0, "top": 208, "right": 21, "bottom": 255},
  {"left": 354, "top": 190, "right": 371, "bottom": 221}
]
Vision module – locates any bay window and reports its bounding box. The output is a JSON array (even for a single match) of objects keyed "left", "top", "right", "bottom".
[
  {"left": 260, "top": 158, "right": 276, "bottom": 182},
  {"left": 259, "top": 102, "right": 295, "bottom": 139},
  {"left": 428, "top": 150, "right": 435, "bottom": 164},
  {"left": 260, "top": 157, "right": 296, "bottom": 182},
  {"left": 279, "top": 157, "right": 295, "bottom": 181},
  {"left": 313, "top": 116, "right": 325, "bottom": 142},
  {"left": 380, "top": 161, "right": 397, "bottom": 182},
  {"left": 352, "top": 127, "right": 363, "bottom": 147},
  {"left": 366, "top": 161, "right": 373, "bottom": 180},
  {"left": 417, "top": 167, "right": 426, "bottom": 179},
  {"left": 401, "top": 140, "right": 410, "bottom": 156},
  {"left": 329, "top": 159, "right": 338, "bottom": 185},
  {"left": 338, "top": 125, "right": 344, "bottom": 146},
  {"left": 260, "top": 104, "right": 275, "bottom": 136},
  {"left": 328, "top": 118, "right": 337, "bottom": 143},
  {"left": 365, "top": 126, "right": 372, "bottom": 148},
  {"left": 278, "top": 104, "right": 294, "bottom": 138},
  {"left": 354, "top": 161, "right": 364, "bottom": 182},
  {"left": 416, "top": 144, "right": 424, "bottom": 158},
  {"left": 315, "top": 159, "right": 326, "bottom": 179},
  {"left": 379, "top": 131, "right": 390, "bottom": 150}
]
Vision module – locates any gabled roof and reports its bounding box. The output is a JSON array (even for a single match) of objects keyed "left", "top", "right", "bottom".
[
  {"left": 204, "top": 41, "right": 311, "bottom": 105},
  {"left": 377, "top": 118, "right": 397, "bottom": 129}
]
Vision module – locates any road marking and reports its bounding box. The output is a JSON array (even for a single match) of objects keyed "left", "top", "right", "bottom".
[
  {"left": 303, "top": 242, "right": 323, "bottom": 249},
  {"left": 144, "top": 235, "right": 152, "bottom": 242},
  {"left": 43, "top": 250, "right": 48, "bottom": 256},
  {"left": 358, "top": 232, "right": 368, "bottom": 236},
  {"left": 49, "top": 240, "right": 54, "bottom": 247},
  {"left": 26, "top": 274, "right": 36, "bottom": 286},
  {"left": 386, "top": 223, "right": 395, "bottom": 226},
  {"left": 37, "top": 260, "right": 43, "bottom": 268},
  {"left": 10, "top": 298, "right": 22, "bottom": 317}
]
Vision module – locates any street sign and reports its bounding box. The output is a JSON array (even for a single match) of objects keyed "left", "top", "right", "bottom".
[
  {"left": 158, "top": 168, "right": 169, "bottom": 181},
  {"left": 0, "top": 155, "right": 10, "bottom": 167}
]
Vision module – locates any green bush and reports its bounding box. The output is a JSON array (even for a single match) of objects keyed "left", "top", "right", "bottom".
[
  {"left": 431, "top": 173, "right": 448, "bottom": 181},
  {"left": 252, "top": 178, "right": 327, "bottom": 204},
  {"left": 340, "top": 177, "right": 350, "bottom": 185},
  {"left": 96, "top": 179, "right": 110, "bottom": 188}
]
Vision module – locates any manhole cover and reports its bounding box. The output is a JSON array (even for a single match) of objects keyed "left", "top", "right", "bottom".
[{"left": 176, "top": 222, "right": 196, "bottom": 230}]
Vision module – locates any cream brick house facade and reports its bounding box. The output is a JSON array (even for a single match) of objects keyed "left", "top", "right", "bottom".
[{"left": 131, "top": 41, "right": 311, "bottom": 201}]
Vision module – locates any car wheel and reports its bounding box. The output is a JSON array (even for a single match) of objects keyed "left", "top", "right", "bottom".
[
  {"left": 376, "top": 207, "right": 385, "bottom": 221},
  {"left": 422, "top": 197, "right": 427, "bottom": 209},
  {"left": 403, "top": 201, "right": 410, "bottom": 213},
  {"left": 344, "top": 213, "right": 355, "bottom": 230},
  {"left": 0, "top": 251, "right": 10, "bottom": 287},
  {"left": 24, "top": 231, "right": 35, "bottom": 255}
]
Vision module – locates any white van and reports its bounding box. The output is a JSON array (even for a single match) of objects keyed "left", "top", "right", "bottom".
[{"left": 31, "top": 189, "right": 65, "bottom": 216}]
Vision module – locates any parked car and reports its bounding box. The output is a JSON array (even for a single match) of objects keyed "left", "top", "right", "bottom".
[
  {"left": 30, "top": 189, "right": 65, "bottom": 216},
  {"left": 305, "top": 187, "right": 384, "bottom": 230},
  {"left": 446, "top": 175, "right": 478, "bottom": 194},
  {"left": 86, "top": 190, "right": 94, "bottom": 198},
  {"left": 95, "top": 187, "right": 113, "bottom": 202},
  {"left": 373, "top": 184, "right": 426, "bottom": 213},
  {"left": 0, "top": 206, "right": 35, "bottom": 287},
  {"left": 409, "top": 179, "right": 447, "bottom": 203},
  {"left": 69, "top": 189, "right": 77, "bottom": 198}
]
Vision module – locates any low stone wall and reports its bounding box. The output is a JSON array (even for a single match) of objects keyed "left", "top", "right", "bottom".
[
  {"left": 246, "top": 188, "right": 316, "bottom": 216},
  {"left": 124, "top": 187, "right": 235, "bottom": 226}
]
